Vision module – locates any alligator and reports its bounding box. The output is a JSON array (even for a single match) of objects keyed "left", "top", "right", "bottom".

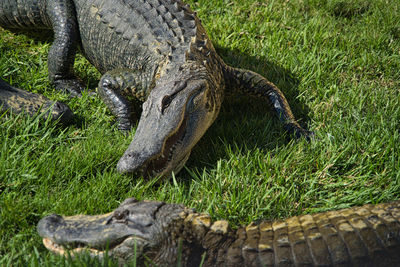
[
  {"left": 0, "top": 0, "right": 312, "bottom": 178},
  {"left": 0, "top": 78, "right": 74, "bottom": 123},
  {"left": 37, "top": 198, "right": 400, "bottom": 266}
]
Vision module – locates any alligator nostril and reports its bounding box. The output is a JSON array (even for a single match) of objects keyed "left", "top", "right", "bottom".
[
  {"left": 37, "top": 214, "right": 65, "bottom": 238},
  {"left": 47, "top": 214, "right": 64, "bottom": 223}
]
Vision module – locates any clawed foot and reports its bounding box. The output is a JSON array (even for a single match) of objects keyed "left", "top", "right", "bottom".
[
  {"left": 285, "top": 123, "right": 315, "bottom": 141},
  {"left": 295, "top": 129, "right": 315, "bottom": 141},
  {"left": 118, "top": 118, "right": 135, "bottom": 133},
  {"left": 54, "top": 79, "right": 86, "bottom": 97}
]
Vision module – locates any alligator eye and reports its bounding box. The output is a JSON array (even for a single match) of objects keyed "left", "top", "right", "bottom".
[
  {"left": 161, "top": 95, "right": 172, "bottom": 114},
  {"left": 120, "top": 198, "right": 139, "bottom": 206},
  {"left": 114, "top": 211, "right": 124, "bottom": 220},
  {"left": 114, "top": 210, "right": 129, "bottom": 220}
]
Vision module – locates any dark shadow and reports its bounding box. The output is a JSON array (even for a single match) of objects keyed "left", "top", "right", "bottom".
[
  {"left": 1, "top": 28, "right": 54, "bottom": 42},
  {"left": 182, "top": 45, "right": 313, "bottom": 180},
  {"left": 217, "top": 45, "right": 312, "bottom": 123},
  {"left": 327, "top": 1, "right": 370, "bottom": 19}
]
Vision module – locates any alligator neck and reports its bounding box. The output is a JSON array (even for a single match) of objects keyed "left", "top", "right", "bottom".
[
  {"left": 194, "top": 219, "right": 270, "bottom": 267},
  {"left": 180, "top": 213, "right": 276, "bottom": 266},
  {"left": 177, "top": 212, "right": 236, "bottom": 266}
]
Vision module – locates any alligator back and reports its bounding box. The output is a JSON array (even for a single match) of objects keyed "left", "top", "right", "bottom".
[
  {"left": 222, "top": 201, "right": 400, "bottom": 267},
  {"left": 74, "top": 0, "right": 214, "bottom": 74},
  {"left": 0, "top": 0, "right": 216, "bottom": 76}
]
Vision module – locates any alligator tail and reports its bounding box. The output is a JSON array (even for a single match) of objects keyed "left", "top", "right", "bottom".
[
  {"left": 224, "top": 65, "right": 312, "bottom": 139},
  {"left": 0, "top": 78, "right": 73, "bottom": 124}
]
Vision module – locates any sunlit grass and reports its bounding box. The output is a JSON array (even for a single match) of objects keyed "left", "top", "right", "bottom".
[{"left": 1, "top": 0, "right": 399, "bottom": 265}]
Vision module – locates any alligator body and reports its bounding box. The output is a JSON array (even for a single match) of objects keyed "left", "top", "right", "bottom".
[
  {"left": 38, "top": 198, "right": 400, "bottom": 266},
  {"left": 0, "top": 0, "right": 311, "bottom": 177}
]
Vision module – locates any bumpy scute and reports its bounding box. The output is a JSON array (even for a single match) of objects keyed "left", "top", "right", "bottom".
[{"left": 0, "top": 78, "right": 73, "bottom": 123}]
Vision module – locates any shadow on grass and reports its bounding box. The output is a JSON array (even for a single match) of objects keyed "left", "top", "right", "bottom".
[
  {"left": 182, "top": 45, "right": 313, "bottom": 180},
  {"left": 218, "top": 45, "right": 312, "bottom": 125}
]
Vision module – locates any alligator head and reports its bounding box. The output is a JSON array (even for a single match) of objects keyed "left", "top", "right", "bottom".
[
  {"left": 117, "top": 64, "right": 222, "bottom": 178},
  {"left": 37, "top": 198, "right": 205, "bottom": 265}
]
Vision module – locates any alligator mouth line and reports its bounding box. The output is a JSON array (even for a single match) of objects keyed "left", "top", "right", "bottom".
[
  {"left": 43, "top": 238, "right": 102, "bottom": 256},
  {"left": 145, "top": 116, "right": 188, "bottom": 176},
  {"left": 43, "top": 236, "right": 143, "bottom": 256}
]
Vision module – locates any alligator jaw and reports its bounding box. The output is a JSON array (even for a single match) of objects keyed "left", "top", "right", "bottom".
[
  {"left": 37, "top": 212, "right": 131, "bottom": 254},
  {"left": 116, "top": 111, "right": 189, "bottom": 177},
  {"left": 42, "top": 237, "right": 103, "bottom": 257},
  {"left": 42, "top": 235, "right": 147, "bottom": 259},
  {"left": 37, "top": 199, "right": 173, "bottom": 261},
  {"left": 37, "top": 199, "right": 188, "bottom": 263},
  {"left": 117, "top": 75, "right": 218, "bottom": 178}
]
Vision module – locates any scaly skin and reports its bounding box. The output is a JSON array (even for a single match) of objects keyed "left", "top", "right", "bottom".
[
  {"left": 0, "top": 0, "right": 312, "bottom": 177},
  {"left": 0, "top": 78, "right": 73, "bottom": 123},
  {"left": 37, "top": 198, "right": 400, "bottom": 266}
]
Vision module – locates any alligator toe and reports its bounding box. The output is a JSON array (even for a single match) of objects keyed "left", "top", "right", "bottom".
[{"left": 54, "top": 79, "right": 85, "bottom": 97}]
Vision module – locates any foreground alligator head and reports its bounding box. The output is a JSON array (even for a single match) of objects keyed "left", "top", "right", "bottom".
[
  {"left": 38, "top": 198, "right": 400, "bottom": 266},
  {"left": 38, "top": 198, "right": 202, "bottom": 266}
]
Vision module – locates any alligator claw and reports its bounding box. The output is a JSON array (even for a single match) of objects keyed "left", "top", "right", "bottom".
[
  {"left": 297, "top": 129, "right": 315, "bottom": 141},
  {"left": 54, "top": 79, "right": 85, "bottom": 97},
  {"left": 284, "top": 122, "right": 314, "bottom": 141}
]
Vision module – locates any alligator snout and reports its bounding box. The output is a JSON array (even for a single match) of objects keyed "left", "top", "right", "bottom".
[
  {"left": 37, "top": 214, "right": 65, "bottom": 239},
  {"left": 116, "top": 151, "right": 147, "bottom": 174}
]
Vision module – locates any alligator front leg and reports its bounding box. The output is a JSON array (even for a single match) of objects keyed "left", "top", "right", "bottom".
[
  {"left": 224, "top": 66, "right": 313, "bottom": 140},
  {"left": 98, "top": 70, "right": 148, "bottom": 131},
  {"left": 46, "top": 0, "right": 84, "bottom": 96}
]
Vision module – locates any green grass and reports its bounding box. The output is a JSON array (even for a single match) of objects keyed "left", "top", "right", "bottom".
[{"left": 1, "top": 0, "right": 399, "bottom": 265}]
